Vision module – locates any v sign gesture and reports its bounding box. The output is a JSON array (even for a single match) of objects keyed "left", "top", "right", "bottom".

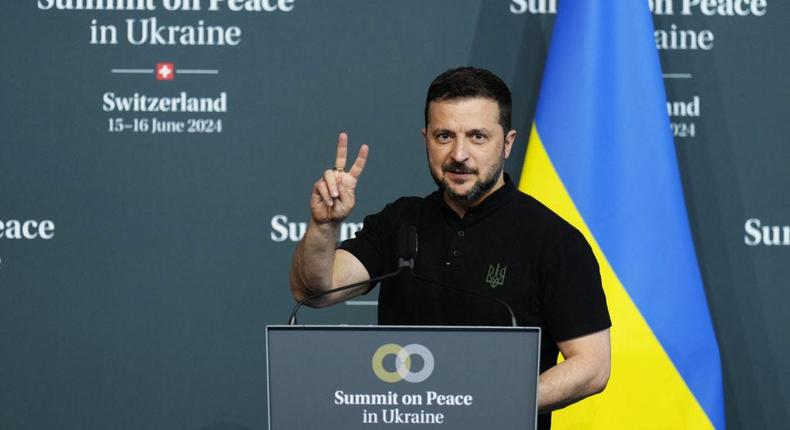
[{"left": 311, "top": 132, "right": 369, "bottom": 224}]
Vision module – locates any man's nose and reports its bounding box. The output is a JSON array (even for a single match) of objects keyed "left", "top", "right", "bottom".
[{"left": 450, "top": 138, "right": 470, "bottom": 162}]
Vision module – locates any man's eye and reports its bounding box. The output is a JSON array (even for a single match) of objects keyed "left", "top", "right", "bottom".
[
  {"left": 436, "top": 133, "right": 450, "bottom": 141},
  {"left": 473, "top": 134, "right": 487, "bottom": 141}
]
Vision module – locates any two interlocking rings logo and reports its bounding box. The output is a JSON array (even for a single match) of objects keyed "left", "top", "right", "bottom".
[{"left": 371, "top": 343, "right": 435, "bottom": 383}]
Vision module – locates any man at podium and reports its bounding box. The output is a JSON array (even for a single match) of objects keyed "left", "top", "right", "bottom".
[{"left": 289, "top": 67, "right": 611, "bottom": 429}]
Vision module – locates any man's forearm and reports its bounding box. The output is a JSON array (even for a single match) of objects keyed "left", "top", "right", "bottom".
[
  {"left": 290, "top": 220, "right": 341, "bottom": 301},
  {"left": 537, "top": 329, "right": 611, "bottom": 413},
  {"left": 538, "top": 356, "right": 607, "bottom": 412}
]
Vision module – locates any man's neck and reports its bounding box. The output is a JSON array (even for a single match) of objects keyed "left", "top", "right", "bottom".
[{"left": 443, "top": 176, "right": 506, "bottom": 218}]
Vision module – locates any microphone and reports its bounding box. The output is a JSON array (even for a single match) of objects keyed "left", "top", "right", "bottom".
[
  {"left": 398, "top": 224, "right": 418, "bottom": 269},
  {"left": 287, "top": 225, "right": 417, "bottom": 325}
]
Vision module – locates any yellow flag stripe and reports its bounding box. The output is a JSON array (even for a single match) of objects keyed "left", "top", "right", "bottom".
[{"left": 519, "top": 125, "right": 713, "bottom": 429}]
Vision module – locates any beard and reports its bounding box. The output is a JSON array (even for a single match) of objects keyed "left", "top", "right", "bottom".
[{"left": 430, "top": 155, "right": 505, "bottom": 206}]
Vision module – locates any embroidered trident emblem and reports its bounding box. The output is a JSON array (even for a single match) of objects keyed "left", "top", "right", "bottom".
[{"left": 485, "top": 264, "right": 507, "bottom": 289}]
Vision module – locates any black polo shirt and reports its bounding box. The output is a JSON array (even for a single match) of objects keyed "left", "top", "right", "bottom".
[{"left": 339, "top": 177, "right": 610, "bottom": 428}]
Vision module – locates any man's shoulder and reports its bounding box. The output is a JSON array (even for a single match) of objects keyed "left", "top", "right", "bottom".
[
  {"left": 508, "top": 189, "right": 577, "bottom": 232},
  {"left": 506, "top": 190, "right": 595, "bottom": 262}
]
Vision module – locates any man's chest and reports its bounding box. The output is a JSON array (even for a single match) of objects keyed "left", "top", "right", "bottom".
[{"left": 404, "top": 221, "right": 544, "bottom": 324}]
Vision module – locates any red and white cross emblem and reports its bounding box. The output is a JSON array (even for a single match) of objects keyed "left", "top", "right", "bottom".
[{"left": 156, "top": 62, "right": 175, "bottom": 81}]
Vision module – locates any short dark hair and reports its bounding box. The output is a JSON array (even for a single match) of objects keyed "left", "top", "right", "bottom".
[{"left": 424, "top": 66, "right": 512, "bottom": 131}]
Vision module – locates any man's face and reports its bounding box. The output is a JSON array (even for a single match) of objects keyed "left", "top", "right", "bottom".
[{"left": 423, "top": 97, "right": 516, "bottom": 208}]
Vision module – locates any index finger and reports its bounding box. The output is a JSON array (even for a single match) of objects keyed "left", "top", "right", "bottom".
[{"left": 335, "top": 132, "right": 348, "bottom": 170}]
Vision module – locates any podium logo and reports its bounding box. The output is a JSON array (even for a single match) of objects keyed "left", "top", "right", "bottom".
[{"left": 372, "top": 343, "right": 434, "bottom": 384}]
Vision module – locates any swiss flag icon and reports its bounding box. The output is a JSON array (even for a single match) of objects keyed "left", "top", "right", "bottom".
[{"left": 156, "top": 62, "right": 175, "bottom": 81}]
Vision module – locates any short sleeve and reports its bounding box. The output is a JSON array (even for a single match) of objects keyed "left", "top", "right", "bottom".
[
  {"left": 541, "top": 227, "right": 611, "bottom": 342},
  {"left": 337, "top": 208, "right": 388, "bottom": 279}
]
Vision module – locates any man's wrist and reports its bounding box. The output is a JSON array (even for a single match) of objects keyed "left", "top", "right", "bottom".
[{"left": 308, "top": 217, "right": 342, "bottom": 234}]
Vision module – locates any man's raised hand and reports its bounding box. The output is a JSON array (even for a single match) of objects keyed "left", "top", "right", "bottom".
[{"left": 310, "top": 132, "right": 369, "bottom": 225}]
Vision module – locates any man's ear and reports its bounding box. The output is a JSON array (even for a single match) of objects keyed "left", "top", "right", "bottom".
[{"left": 504, "top": 129, "right": 517, "bottom": 159}]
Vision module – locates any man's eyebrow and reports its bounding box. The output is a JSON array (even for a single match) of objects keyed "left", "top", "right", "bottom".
[
  {"left": 467, "top": 128, "right": 492, "bottom": 135},
  {"left": 431, "top": 128, "right": 455, "bottom": 134}
]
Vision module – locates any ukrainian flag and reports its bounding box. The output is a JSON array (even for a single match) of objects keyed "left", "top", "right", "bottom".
[{"left": 519, "top": 1, "right": 725, "bottom": 428}]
